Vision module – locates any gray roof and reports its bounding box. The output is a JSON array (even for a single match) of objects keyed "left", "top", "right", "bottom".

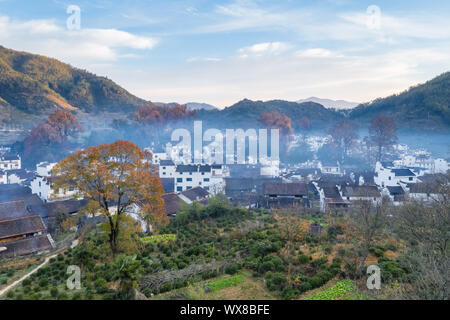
[
  {"left": 0, "top": 235, "right": 52, "bottom": 258},
  {"left": 181, "top": 187, "right": 210, "bottom": 201},
  {"left": 160, "top": 160, "right": 175, "bottom": 166},
  {"left": 342, "top": 185, "right": 381, "bottom": 198},
  {"left": 264, "top": 182, "right": 308, "bottom": 196},
  {"left": 391, "top": 169, "right": 415, "bottom": 177}
]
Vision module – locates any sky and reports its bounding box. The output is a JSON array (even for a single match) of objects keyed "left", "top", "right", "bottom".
[{"left": 1, "top": 0, "right": 450, "bottom": 108}]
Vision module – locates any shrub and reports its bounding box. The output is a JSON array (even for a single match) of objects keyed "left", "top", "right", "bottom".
[
  {"left": 298, "top": 254, "right": 311, "bottom": 265},
  {"left": 95, "top": 277, "right": 108, "bottom": 294},
  {"left": 50, "top": 287, "right": 59, "bottom": 298}
]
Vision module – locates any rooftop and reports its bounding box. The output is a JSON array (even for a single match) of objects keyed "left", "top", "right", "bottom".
[{"left": 263, "top": 182, "right": 308, "bottom": 196}]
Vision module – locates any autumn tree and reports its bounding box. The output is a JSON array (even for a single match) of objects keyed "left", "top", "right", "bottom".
[
  {"left": 52, "top": 140, "right": 168, "bottom": 255},
  {"left": 328, "top": 119, "right": 359, "bottom": 164},
  {"left": 259, "top": 111, "right": 293, "bottom": 137},
  {"left": 47, "top": 110, "right": 83, "bottom": 139},
  {"left": 369, "top": 114, "right": 398, "bottom": 162},
  {"left": 23, "top": 110, "right": 83, "bottom": 161}
]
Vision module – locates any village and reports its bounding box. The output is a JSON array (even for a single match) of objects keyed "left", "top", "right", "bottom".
[{"left": 1, "top": 134, "right": 448, "bottom": 260}]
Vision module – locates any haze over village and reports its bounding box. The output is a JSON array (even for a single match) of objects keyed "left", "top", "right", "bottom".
[{"left": 0, "top": 0, "right": 448, "bottom": 304}]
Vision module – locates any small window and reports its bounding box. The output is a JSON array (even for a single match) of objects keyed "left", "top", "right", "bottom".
[
  {"left": 204, "top": 178, "right": 210, "bottom": 182},
  {"left": 177, "top": 178, "right": 183, "bottom": 183},
  {"left": 187, "top": 178, "right": 192, "bottom": 182},
  {"left": 409, "top": 177, "right": 413, "bottom": 181},
  {"left": 177, "top": 187, "right": 182, "bottom": 192}
]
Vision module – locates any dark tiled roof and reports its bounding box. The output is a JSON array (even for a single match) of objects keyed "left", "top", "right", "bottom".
[
  {"left": 160, "top": 160, "right": 175, "bottom": 166},
  {"left": 263, "top": 182, "right": 308, "bottom": 196},
  {"left": 176, "top": 165, "right": 199, "bottom": 173},
  {"left": 342, "top": 186, "right": 381, "bottom": 198},
  {"left": 0, "top": 184, "right": 32, "bottom": 202},
  {"left": 7, "top": 169, "right": 36, "bottom": 180},
  {"left": 44, "top": 199, "right": 89, "bottom": 217},
  {"left": 1, "top": 154, "right": 20, "bottom": 161},
  {"left": 0, "top": 215, "right": 46, "bottom": 240},
  {"left": 391, "top": 169, "right": 415, "bottom": 177},
  {"left": 317, "top": 176, "right": 352, "bottom": 188},
  {"left": 387, "top": 186, "right": 405, "bottom": 195},
  {"left": 323, "top": 186, "right": 342, "bottom": 199},
  {"left": 199, "top": 165, "right": 212, "bottom": 173},
  {"left": 0, "top": 235, "right": 52, "bottom": 258},
  {"left": 160, "top": 178, "right": 175, "bottom": 193},
  {"left": 408, "top": 183, "right": 441, "bottom": 194},
  {"left": 181, "top": 187, "right": 209, "bottom": 201},
  {"left": 0, "top": 200, "right": 33, "bottom": 220},
  {"left": 162, "top": 193, "right": 183, "bottom": 216}
]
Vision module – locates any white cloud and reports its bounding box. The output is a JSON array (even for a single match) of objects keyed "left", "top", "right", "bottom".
[
  {"left": 295, "top": 48, "right": 342, "bottom": 59},
  {"left": 187, "top": 57, "right": 222, "bottom": 63},
  {"left": 0, "top": 15, "right": 157, "bottom": 66},
  {"left": 238, "top": 42, "right": 290, "bottom": 58}
]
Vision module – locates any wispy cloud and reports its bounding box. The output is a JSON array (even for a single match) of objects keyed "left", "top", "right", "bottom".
[
  {"left": 238, "top": 42, "right": 290, "bottom": 58},
  {"left": 0, "top": 15, "right": 157, "bottom": 66}
]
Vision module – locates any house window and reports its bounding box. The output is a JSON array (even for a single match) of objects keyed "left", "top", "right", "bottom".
[
  {"left": 163, "top": 172, "right": 166, "bottom": 175},
  {"left": 177, "top": 186, "right": 182, "bottom": 192},
  {"left": 177, "top": 178, "right": 183, "bottom": 183},
  {"left": 388, "top": 176, "right": 391, "bottom": 181},
  {"left": 187, "top": 178, "right": 192, "bottom": 182},
  {"left": 204, "top": 178, "right": 210, "bottom": 182},
  {"left": 409, "top": 177, "right": 413, "bottom": 181}
]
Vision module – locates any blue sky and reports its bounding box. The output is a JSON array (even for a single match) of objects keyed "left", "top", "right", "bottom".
[{"left": 1, "top": 0, "right": 450, "bottom": 108}]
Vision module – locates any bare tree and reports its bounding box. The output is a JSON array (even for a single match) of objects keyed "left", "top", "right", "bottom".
[
  {"left": 369, "top": 114, "right": 398, "bottom": 162},
  {"left": 328, "top": 119, "right": 359, "bottom": 165},
  {"left": 351, "top": 201, "right": 388, "bottom": 271},
  {"left": 394, "top": 176, "right": 450, "bottom": 299}
]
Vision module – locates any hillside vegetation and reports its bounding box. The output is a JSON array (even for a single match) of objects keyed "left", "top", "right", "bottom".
[
  {"left": 350, "top": 72, "right": 450, "bottom": 131},
  {"left": 0, "top": 46, "right": 146, "bottom": 118}
]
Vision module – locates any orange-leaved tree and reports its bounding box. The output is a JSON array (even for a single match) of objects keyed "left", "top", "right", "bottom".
[{"left": 52, "top": 140, "right": 167, "bottom": 255}]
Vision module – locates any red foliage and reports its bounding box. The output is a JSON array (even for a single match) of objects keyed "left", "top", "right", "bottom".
[
  {"left": 259, "top": 111, "right": 293, "bottom": 136},
  {"left": 134, "top": 103, "right": 195, "bottom": 124}
]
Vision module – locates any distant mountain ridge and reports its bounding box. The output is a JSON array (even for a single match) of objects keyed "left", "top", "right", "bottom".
[
  {"left": 0, "top": 45, "right": 146, "bottom": 124},
  {"left": 349, "top": 72, "right": 450, "bottom": 131},
  {"left": 297, "top": 97, "right": 359, "bottom": 110},
  {"left": 198, "top": 99, "right": 344, "bottom": 129},
  {"left": 186, "top": 102, "right": 217, "bottom": 111}
]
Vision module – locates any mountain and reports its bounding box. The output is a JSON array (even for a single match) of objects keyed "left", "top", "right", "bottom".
[
  {"left": 0, "top": 46, "right": 146, "bottom": 123},
  {"left": 186, "top": 102, "right": 217, "bottom": 111},
  {"left": 350, "top": 72, "right": 450, "bottom": 131},
  {"left": 198, "top": 99, "right": 343, "bottom": 129},
  {"left": 297, "top": 97, "right": 359, "bottom": 109}
]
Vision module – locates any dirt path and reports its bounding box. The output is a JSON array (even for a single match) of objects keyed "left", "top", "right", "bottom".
[
  {"left": 0, "top": 253, "right": 57, "bottom": 298},
  {"left": 0, "top": 239, "right": 79, "bottom": 298}
]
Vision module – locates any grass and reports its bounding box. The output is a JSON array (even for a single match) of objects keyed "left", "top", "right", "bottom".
[
  {"left": 207, "top": 275, "right": 244, "bottom": 292},
  {"left": 151, "top": 270, "right": 276, "bottom": 300},
  {"left": 305, "top": 280, "right": 356, "bottom": 300}
]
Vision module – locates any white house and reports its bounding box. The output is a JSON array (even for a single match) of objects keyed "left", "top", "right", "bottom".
[
  {"left": 393, "top": 155, "right": 448, "bottom": 174},
  {"left": 6, "top": 169, "right": 36, "bottom": 185},
  {"left": 318, "top": 160, "right": 342, "bottom": 176},
  {"left": 158, "top": 160, "right": 176, "bottom": 178},
  {"left": 0, "top": 154, "right": 21, "bottom": 171},
  {"left": 374, "top": 162, "right": 418, "bottom": 188},
  {"left": 0, "top": 170, "right": 6, "bottom": 184},
  {"left": 30, "top": 162, "right": 78, "bottom": 202},
  {"left": 340, "top": 185, "right": 382, "bottom": 206},
  {"left": 36, "top": 162, "right": 56, "bottom": 176},
  {"left": 174, "top": 164, "right": 226, "bottom": 195}
]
